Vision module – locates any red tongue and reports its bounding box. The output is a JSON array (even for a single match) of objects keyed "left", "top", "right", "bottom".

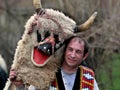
[{"left": 33, "top": 47, "right": 50, "bottom": 64}]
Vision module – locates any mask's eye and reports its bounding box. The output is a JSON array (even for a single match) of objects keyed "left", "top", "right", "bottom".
[
  {"left": 54, "top": 34, "right": 59, "bottom": 43},
  {"left": 37, "top": 30, "right": 41, "bottom": 42},
  {"left": 45, "top": 31, "right": 50, "bottom": 38}
]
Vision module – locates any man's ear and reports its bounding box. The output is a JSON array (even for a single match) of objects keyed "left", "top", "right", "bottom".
[{"left": 83, "top": 52, "right": 88, "bottom": 61}]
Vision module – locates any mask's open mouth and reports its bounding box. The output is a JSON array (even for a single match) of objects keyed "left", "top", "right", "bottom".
[
  {"left": 31, "top": 30, "right": 63, "bottom": 67},
  {"left": 31, "top": 47, "right": 50, "bottom": 67}
]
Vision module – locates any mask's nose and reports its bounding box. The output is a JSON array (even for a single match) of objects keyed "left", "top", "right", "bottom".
[
  {"left": 37, "top": 35, "right": 55, "bottom": 55},
  {"left": 38, "top": 43, "right": 52, "bottom": 55},
  {"left": 37, "top": 34, "right": 63, "bottom": 55}
]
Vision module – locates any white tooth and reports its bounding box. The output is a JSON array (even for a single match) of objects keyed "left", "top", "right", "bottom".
[{"left": 44, "top": 47, "right": 46, "bottom": 49}]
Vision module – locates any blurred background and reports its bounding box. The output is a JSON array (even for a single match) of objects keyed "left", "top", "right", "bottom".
[{"left": 0, "top": 0, "right": 120, "bottom": 89}]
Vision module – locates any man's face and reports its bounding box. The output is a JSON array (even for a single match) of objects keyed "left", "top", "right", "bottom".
[{"left": 64, "top": 38, "right": 85, "bottom": 68}]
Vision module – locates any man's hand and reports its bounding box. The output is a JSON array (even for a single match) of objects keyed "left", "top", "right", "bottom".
[{"left": 9, "top": 69, "right": 23, "bottom": 87}]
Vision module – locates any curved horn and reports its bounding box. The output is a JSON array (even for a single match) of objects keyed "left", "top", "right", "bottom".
[
  {"left": 75, "top": 12, "right": 98, "bottom": 32},
  {"left": 33, "top": 0, "right": 42, "bottom": 13}
]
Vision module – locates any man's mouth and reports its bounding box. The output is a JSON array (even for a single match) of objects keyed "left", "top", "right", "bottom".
[{"left": 68, "top": 57, "right": 77, "bottom": 62}]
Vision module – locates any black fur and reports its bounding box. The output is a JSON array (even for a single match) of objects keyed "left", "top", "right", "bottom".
[{"left": 0, "top": 66, "right": 8, "bottom": 90}]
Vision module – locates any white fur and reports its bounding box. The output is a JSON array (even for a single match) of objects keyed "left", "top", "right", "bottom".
[{"left": 0, "top": 54, "right": 7, "bottom": 73}]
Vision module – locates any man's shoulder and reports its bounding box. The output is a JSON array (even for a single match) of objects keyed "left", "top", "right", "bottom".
[
  {"left": 79, "top": 66, "right": 95, "bottom": 90},
  {"left": 79, "top": 65, "right": 94, "bottom": 75}
]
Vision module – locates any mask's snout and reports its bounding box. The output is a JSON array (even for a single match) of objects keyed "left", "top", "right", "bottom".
[{"left": 38, "top": 43, "right": 52, "bottom": 55}]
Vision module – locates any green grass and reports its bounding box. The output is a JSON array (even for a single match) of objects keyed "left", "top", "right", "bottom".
[
  {"left": 96, "top": 53, "right": 120, "bottom": 90},
  {"left": 111, "top": 56, "right": 120, "bottom": 90}
]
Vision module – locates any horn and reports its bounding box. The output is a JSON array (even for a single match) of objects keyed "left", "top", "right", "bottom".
[
  {"left": 75, "top": 12, "right": 98, "bottom": 32},
  {"left": 33, "top": 0, "right": 42, "bottom": 13}
]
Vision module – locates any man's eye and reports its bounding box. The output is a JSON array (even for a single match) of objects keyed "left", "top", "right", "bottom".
[
  {"left": 76, "top": 50, "right": 82, "bottom": 54},
  {"left": 68, "top": 47, "right": 73, "bottom": 51}
]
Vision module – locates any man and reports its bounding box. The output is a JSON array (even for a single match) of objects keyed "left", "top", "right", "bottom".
[{"left": 9, "top": 36, "right": 99, "bottom": 90}]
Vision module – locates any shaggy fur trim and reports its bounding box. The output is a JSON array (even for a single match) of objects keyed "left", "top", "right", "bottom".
[{"left": 4, "top": 8, "right": 76, "bottom": 90}]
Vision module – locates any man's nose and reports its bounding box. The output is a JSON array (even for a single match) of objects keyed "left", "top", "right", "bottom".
[{"left": 71, "top": 51, "right": 76, "bottom": 58}]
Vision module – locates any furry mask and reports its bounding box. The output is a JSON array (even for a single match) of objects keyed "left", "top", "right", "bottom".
[{"left": 4, "top": 0, "right": 97, "bottom": 90}]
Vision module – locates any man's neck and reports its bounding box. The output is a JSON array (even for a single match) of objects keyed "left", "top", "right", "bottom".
[{"left": 61, "top": 64, "right": 78, "bottom": 74}]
